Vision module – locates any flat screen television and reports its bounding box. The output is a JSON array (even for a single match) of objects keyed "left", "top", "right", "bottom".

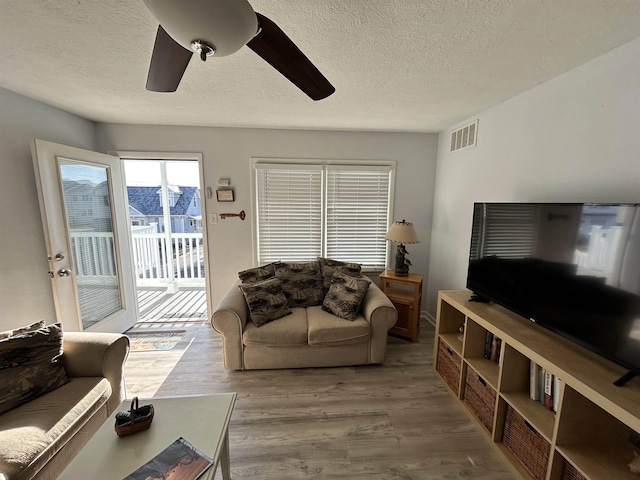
[{"left": 466, "top": 202, "right": 640, "bottom": 386}]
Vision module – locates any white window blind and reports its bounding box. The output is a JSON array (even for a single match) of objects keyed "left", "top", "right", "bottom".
[
  {"left": 254, "top": 162, "right": 393, "bottom": 270},
  {"left": 326, "top": 166, "right": 391, "bottom": 269},
  {"left": 255, "top": 164, "right": 323, "bottom": 263}
]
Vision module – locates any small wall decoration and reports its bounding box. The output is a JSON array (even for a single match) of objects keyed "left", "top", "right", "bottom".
[
  {"left": 216, "top": 189, "right": 234, "bottom": 202},
  {"left": 220, "top": 210, "right": 246, "bottom": 221}
]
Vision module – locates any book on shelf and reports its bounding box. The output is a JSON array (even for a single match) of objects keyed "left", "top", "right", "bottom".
[
  {"left": 484, "top": 332, "right": 494, "bottom": 359},
  {"left": 123, "top": 437, "right": 213, "bottom": 480},
  {"left": 537, "top": 367, "right": 545, "bottom": 405},
  {"left": 490, "top": 336, "right": 502, "bottom": 363},
  {"left": 553, "top": 376, "right": 562, "bottom": 412},
  {"left": 544, "top": 370, "right": 553, "bottom": 410},
  {"left": 529, "top": 361, "right": 539, "bottom": 401}
]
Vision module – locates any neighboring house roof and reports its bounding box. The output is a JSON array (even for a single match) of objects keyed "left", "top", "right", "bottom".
[
  {"left": 158, "top": 185, "right": 182, "bottom": 195},
  {"left": 129, "top": 205, "right": 144, "bottom": 217},
  {"left": 127, "top": 186, "right": 199, "bottom": 216}
]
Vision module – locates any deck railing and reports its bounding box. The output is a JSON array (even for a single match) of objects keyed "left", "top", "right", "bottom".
[
  {"left": 70, "top": 230, "right": 205, "bottom": 287},
  {"left": 130, "top": 232, "right": 205, "bottom": 285}
]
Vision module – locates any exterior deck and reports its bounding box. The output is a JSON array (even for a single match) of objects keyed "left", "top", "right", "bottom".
[{"left": 136, "top": 286, "right": 207, "bottom": 324}]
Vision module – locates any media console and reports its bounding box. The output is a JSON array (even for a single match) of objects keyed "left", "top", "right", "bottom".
[{"left": 434, "top": 290, "right": 640, "bottom": 480}]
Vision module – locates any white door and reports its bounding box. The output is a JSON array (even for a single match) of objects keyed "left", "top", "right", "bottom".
[{"left": 31, "top": 139, "right": 138, "bottom": 333}]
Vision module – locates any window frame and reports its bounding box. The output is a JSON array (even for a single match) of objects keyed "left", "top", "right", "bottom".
[{"left": 251, "top": 158, "right": 396, "bottom": 272}]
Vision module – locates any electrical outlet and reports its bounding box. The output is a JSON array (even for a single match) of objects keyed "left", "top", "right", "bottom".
[{"left": 209, "top": 213, "right": 218, "bottom": 224}]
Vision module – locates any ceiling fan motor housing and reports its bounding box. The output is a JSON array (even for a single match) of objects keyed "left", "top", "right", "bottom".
[{"left": 143, "top": 0, "right": 259, "bottom": 56}]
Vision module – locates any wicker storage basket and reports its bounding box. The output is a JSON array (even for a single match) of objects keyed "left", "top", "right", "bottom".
[
  {"left": 561, "top": 460, "right": 587, "bottom": 480},
  {"left": 114, "top": 397, "right": 154, "bottom": 437},
  {"left": 503, "top": 405, "right": 551, "bottom": 480},
  {"left": 462, "top": 368, "right": 497, "bottom": 432},
  {"left": 436, "top": 339, "right": 461, "bottom": 392}
]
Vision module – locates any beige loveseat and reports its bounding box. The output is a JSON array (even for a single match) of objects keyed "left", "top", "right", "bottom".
[
  {"left": 212, "top": 279, "right": 397, "bottom": 370},
  {"left": 0, "top": 331, "right": 129, "bottom": 480}
]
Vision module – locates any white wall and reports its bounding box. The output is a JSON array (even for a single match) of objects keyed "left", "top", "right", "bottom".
[
  {"left": 427, "top": 37, "right": 640, "bottom": 317},
  {"left": 13, "top": 34, "right": 638, "bottom": 330},
  {"left": 0, "top": 88, "right": 96, "bottom": 330},
  {"left": 96, "top": 125, "right": 438, "bottom": 309},
  {"left": 0, "top": 86, "right": 436, "bottom": 332}
]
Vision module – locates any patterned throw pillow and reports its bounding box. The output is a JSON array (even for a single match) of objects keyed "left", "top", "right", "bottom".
[
  {"left": 238, "top": 262, "right": 277, "bottom": 284},
  {"left": 0, "top": 323, "right": 69, "bottom": 414},
  {"left": 0, "top": 320, "right": 46, "bottom": 340},
  {"left": 317, "top": 258, "right": 363, "bottom": 295},
  {"left": 322, "top": 272, "right": 371, "bottom": 320},
  {"left": 275, "top": 261, "right": 324, "bottom": 308},
  {"left": 239, "top": 277, "right": 292, "bottom": 327}
]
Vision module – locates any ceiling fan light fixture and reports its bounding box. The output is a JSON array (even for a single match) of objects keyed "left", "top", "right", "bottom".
[
  {"left": 191, "top": 40, "right": 215, "bottom": 61},
  {"left": 143, "top": 0, "right": 258, "bottom": 57},
  {"left": 143, "top": 0, "right": 335, "bottom": 99}
]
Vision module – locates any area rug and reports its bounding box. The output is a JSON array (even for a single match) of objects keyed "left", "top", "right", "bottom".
[{"left": 128, "top": 330, "right": 186, "bottom": 352}]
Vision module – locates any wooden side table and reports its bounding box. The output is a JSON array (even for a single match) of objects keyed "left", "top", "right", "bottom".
[{"left": 379, "top": 269, "right": 423, "bottom": 342}]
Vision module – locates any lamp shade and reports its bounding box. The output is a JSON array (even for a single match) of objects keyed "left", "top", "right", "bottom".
[{"left": 385, "top": 220, "right": 420, "bottom": 244}]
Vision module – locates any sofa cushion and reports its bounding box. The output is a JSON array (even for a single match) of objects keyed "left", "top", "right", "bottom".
[
  {"left": 239, "top": 277, "right": 291, "bottom": 327},
  {"left": 318, "top": 257, "right": 362, "bottom": 295},
  {"left": 0, "top": 321, "right": 46, "bottom": 340},
  {"left": 0, "top": 376, "right": 110, "bottom": 480},
  {"left": 238, "top": 263, "right": 277, "bottom": 284},
  {"left": 0, "top": 323, "right": 69, "bottom": 415},
  {"left": 275, "top": 261, "right": 324, "bottom": 308},
  {"left": 243, "top": 308, "right": 308, "bottom": 346},
  {"left": 307, "top": 306, "right": 371, "bottom": 346},
  {"left": 322, "top": 272, "right": 371, "bottom": 320}
]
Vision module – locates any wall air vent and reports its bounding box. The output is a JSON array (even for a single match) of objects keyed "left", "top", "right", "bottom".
[{"left": 450, "top": 120, "right": 478, "bottom": 152}]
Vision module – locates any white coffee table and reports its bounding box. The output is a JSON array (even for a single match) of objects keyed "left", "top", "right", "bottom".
[{"left": 59, "top": 393, "right": 237, "bottom": 480}]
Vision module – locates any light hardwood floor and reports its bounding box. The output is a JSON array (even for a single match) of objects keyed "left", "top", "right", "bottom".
[{"left": 124, "top": 321, "right": 515, "bottom": 479}]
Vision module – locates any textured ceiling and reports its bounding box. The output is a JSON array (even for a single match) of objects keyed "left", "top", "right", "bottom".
[{"left": 2, "top": 0, "right": 640, "bottom": 132}]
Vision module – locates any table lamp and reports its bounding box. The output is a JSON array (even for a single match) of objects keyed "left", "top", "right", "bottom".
[{"left": 385, "top": 220, "right": 420, "bottom": 276}]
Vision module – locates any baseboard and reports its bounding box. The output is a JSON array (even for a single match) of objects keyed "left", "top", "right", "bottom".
[{"left": 421, "top": 310, "right": 436, "bottom": 327}]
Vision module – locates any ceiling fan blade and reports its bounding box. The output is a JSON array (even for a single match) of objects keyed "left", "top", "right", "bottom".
[
  {"left": 247, "top": 13, "right": 335, "bottom": 101},
  {"left": 146, "top": 25, "right": 193, "bottom": 92}
]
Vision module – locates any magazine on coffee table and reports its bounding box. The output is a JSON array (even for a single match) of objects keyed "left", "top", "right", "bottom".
[{"left": 123, "top": 437, "right": 214, "bottom": 480}]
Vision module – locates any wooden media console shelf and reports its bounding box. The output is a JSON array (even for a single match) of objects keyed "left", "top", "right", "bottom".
[{"left": 434, "top": 290, "right": 640, "bottom": 480}]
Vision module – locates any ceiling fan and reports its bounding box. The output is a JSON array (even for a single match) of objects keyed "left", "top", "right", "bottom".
[{"left": 143, "top": 0, "right": 335, "bottom": 100}]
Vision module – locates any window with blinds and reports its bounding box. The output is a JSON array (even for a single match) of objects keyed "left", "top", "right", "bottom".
[
  {"left": 254, "top": 162, "right": 393, "bottom": 270},
  {"left": 255, "top": 165, "right": 323, "bottom": 263},
  {"left": 325, "top": 166, "right": 391, "bottom": 269},
  {"left": 470, "top": 203, "right": 539, "bottom": 259}
]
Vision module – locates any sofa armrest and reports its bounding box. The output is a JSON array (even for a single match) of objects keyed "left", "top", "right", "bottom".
[
  {"left": 211, "top": 282, "right": 248, "bottom": 370},
  {"left": 361, "top": 282, "right": 397, "bottom": 327},
  {"left": 62, "top": 332, "right": 130, "bottom": 414},
  {"left": 361, "top": 282, "right": 397, "bottom": 363}
]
